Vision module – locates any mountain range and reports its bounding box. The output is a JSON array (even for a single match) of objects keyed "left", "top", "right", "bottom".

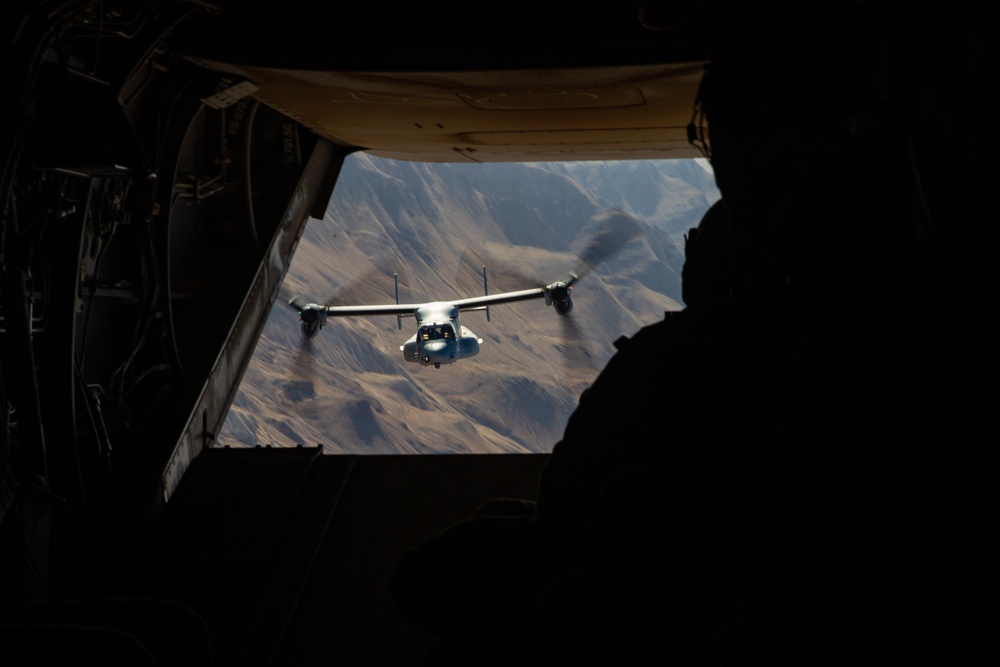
[{"left": 218, "top": 156, "right": 719, "bottom": 454}]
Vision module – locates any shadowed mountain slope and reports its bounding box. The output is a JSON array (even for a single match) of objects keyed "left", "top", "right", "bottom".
[{"left": 220, "top": 156, "right": 718, "bottom": 453}]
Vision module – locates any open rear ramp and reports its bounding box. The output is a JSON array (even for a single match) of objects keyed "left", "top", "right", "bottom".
[{"left": 123, "top": 448, "right": 548, "bottom": 665}]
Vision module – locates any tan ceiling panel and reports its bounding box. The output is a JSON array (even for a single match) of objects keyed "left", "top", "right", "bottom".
[{"left": 188, "top": 59, "right": 707, "bottom": 162}]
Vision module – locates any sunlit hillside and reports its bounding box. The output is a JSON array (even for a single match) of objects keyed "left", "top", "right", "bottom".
[{"left": 219, "top": 156, "right": 719, "bottom": 453}]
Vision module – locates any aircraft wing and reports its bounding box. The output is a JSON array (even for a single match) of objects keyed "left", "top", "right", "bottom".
[
  {"left": 451, "top": 288, "right": 547, "bottom": 311},
  {"left": 323, "top": 304, "right": 423, "bottom": 317},
  {"left": 321, "top": 287, "right": 547, "bottom": 317}
]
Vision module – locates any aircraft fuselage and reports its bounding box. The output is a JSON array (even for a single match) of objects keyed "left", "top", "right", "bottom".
[{"left": 400, "top": 303, "right": 481, "bottom": 368}]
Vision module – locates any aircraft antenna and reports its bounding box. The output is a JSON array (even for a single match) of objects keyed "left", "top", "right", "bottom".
[
  {"left": 394, "top": 273, "right": 402, "bottom": 330},
  {"left": 482, "top": 265, "right": 490, "bottom": 322}
]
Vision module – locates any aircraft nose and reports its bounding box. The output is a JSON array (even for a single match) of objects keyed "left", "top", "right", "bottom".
[
  {"left": 422, "top": 340, "right": 447, "bottom": 354},
  {"left": 420, "top": 340, "right": 453, "bottom": 362}
]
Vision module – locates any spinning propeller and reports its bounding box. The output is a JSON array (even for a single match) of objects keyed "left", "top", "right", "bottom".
[
  {"left": 278, "top": 210, "right": 642, "bottom": 370},
  {"left": 550, "top": 211, "right": 641, "bottom": 363},
  {"left": 287, "top": 295, "right": 324, "bottom": 337},
  {"left": 458, "top": 210, "right": 641, "bottom": 368}
]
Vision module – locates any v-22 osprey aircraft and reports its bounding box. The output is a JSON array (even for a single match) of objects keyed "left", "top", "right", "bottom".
[
  {"left": 284, "top": 214, "right": 639, "bottom": 368},
  {"left": 286, "top": 269, "right": 577, "bottom": 368}
]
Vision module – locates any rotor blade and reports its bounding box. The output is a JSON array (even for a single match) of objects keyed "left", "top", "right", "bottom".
[
  {"left": 547, "top": 311, "right": 605, "bottom": 391},
  {"left": 272, "top": 284, "right": 320, "bottom": 389},
  {"left": 281, "top": 325, "right": 320, "bottom": 404},
  {"left": 277, "top": 284, "right": 305, "bottom": 312},
  {"left": 568, "top": 210, "right": 642, "bottom": 285},
  {"left": 291, "top": 329, "right": 314, "bottom": 375},
  {"left": 323, "top": 263, "right": 415, "bottom": 308},
  {"left": 559, "top": 311, "right": 597, "bottom": 369},
  {"left": 456, "top": 246, "right": 544, "bottom": 295}
]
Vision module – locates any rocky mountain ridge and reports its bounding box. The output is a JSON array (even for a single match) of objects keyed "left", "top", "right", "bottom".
[{"left": 219, "top": 156, "right": 718, "bottom": 453}]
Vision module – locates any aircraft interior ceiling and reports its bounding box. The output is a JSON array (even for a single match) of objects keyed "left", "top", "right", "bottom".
[
  {"left": 2, "top": 1, "right": 723, "bottom": 513},
  {"left": 2, "top": 2, "right": 996, "bottom": 664}
]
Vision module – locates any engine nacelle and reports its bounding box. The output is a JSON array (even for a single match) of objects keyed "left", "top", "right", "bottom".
[
  {"left": 401, "top": 339, "right": 420, "bottom": 362},
  {"left": 546, "top": 281, "right": 573, "bottom": 316},
  {"left": 459, "top": 336, "right": 480, "bottom": 357},
  {"left": 297, "top": 303, "right": 327, "bottom": 337}
]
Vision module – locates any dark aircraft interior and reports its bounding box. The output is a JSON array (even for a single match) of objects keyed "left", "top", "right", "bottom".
[{"left": 2, "top": 2, "right": 996, "bottom": 664}]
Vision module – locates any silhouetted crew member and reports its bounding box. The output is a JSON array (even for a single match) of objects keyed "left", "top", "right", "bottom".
[
  {"left": 392, "top": 199, "right": 785, "bottom": 664},
  {"left": 690, "top": 15, "right": 999, "bottom": 660},
  {"left": 528, "top": 199, "right": 784, "bottom": 662}
]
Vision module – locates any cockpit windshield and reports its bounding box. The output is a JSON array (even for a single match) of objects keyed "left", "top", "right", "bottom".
[{"left": 419, "top": 325, "right": 455, "bottom": 341}]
